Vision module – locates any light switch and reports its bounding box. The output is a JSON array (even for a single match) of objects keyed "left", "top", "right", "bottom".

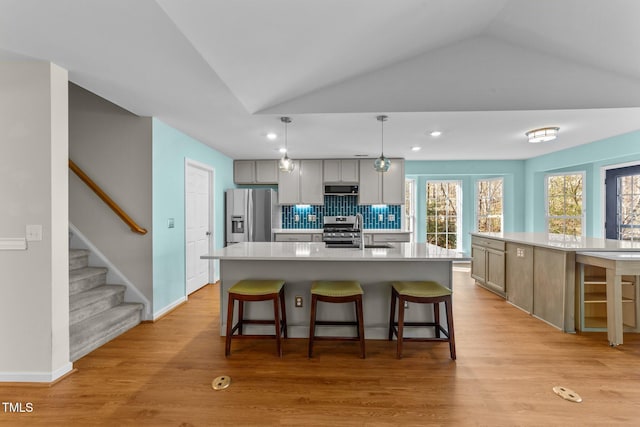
[
  {"left": 168, "top": 218, "right": 175, "bottom": 229},
  {"left": 388, "top": 214, "right": 395, "bottom": 221},
  {"left": 378, "top": 214, "right": 383, "bottom": 221},
  {"left": 308, "top": 214, "right": 317, "bottom": 222},
  {"left": 26, "top": 224, "right": 43, "bottom": 241},
  {"left": 294, "top": 214, "right": 300, "bottom": 222}
]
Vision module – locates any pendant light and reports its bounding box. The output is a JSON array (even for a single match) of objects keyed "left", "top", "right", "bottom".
[
  {"left": 279, "top": 116, "right": 295, "bottom": 173},
  {"left": 374, "top": 115, "right": 391, "bottom": 172}
]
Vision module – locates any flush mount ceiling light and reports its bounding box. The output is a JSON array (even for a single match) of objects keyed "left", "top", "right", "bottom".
[
  {"left": 526, "top": 127, "right": 559, "bottom": 143},
  {"left": 374, "top": 115, "right": 391, "bottom": 172},
  {"left": 278, "top": 117, "right": 295, "bottom": 173}
]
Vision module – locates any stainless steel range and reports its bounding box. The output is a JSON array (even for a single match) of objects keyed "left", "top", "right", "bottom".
[{"left": 323, "top": 215, "right": 363, "bottom": 248}]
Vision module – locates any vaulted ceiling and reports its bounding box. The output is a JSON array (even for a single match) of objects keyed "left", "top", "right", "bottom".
[{"left": 2, "top": 0, "right": 640, "bottom": 160}]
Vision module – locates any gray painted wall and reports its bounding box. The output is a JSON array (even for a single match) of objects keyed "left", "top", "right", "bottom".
[
  {"left": 68, "top": 84, "right": 154, "bottom": 307},
  {"left": 0, "top": 61, "right": 70, "bottom": 381}
]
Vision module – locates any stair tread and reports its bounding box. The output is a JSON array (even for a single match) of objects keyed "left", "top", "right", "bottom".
[
  {"left": 69, "top": 285, "right": 126, "bottom": 312},
  {"left": 69, "top": 266, "right": 108, "bottom": 281},
  {"left": 70, "top": 303, "right": 143, "bottom": 335},
  {"left": 69, "top": 249, "right": 89, "bottom": 259}
]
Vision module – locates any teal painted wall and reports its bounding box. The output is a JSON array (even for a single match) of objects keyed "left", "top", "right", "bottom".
[
  {"left": 152, "top": 119, "right": 234, "bottom": 315},
  {"left": 405, "top": 160, "right": 526, "bottom": 254},
  {"left": 524, "top": 130, "right": 640, "bottom": 236}
]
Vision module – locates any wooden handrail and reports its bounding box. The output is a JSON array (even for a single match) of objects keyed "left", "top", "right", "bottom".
[{"left": 69, "top": 159, "right": 148, "bottom": 235}]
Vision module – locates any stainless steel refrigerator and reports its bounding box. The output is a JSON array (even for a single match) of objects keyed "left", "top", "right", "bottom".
[{"left": 225, "top": 189, "right": 278, "bottom": 245}]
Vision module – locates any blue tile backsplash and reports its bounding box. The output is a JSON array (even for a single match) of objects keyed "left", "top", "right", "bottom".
[{"left": 281, "top": 195, "right": 402, "bottom": 229}]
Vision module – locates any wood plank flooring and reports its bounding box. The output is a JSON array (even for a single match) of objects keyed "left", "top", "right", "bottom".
[{"left": 2, "top": 267, "right": 639, "bottom": 426}]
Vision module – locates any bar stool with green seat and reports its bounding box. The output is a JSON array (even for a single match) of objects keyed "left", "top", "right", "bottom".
[
  {"left": 388, "top": 280, "right": 456, "bottom": 360},
  {"left": 308, "top": 280, "right": 365, "bottom": 358},
  {"left": 225, "top": 279, "right": 287, "bottom": 357}
]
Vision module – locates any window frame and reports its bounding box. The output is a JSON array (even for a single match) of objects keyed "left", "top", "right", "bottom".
[
  {"left": 425, "top": 179, "right": 463, "bottom": 250},
  {"left": 544, "top": 171, "right": 586, "bottom": 236},
  {"left": 475, "top": 177, "right": 504, "bottom": 233}
]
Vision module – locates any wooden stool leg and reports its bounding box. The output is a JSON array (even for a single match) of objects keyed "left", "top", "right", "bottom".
[
  {"left": 225, "top": 295, "right": 235, "bottom": 357},
  {"left": 237, "top": 300, "right": 244, "bottom": 336},
  {"left": 445, "top": 296, "right": 456, "bottom": 360},
  {"left": 388, "top": 288, "right": 397, "bottom": 340},
  {"left": 279, "top": 287, "right": 288, "bottom": 339},
  {"left": 356, "top": 296, "right": 366, "bottom": 359},
  {"left": 434, "top": 302, "right": 441, "bottom": 338},
  {"left": 396, "top": 295, "right": 406, "bottom": 359},
  {"left": 308, "top": 294, "right": 318, "bottom": 358},
  {"left": 273, "top": 295, "right": 282, "bottom": 358}
]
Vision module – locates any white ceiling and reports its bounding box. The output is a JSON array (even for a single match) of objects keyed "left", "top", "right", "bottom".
[{"left": 2, "top": 0, "right": 640, "bottom": 160}]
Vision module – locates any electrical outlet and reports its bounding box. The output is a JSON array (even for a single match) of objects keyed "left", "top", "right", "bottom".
[
  {"left": 378, "top": 214, "right": 383, "bottom": 221},
  {"left": 26, "top": 224, "right": 43, "bottom": 241},
  {"left": 404, "top": 301, "right": 409, "bottom": 309},
  {"left": 294, "top": 214, "right": 300, "bottom": 222},
  {"left": 308, "top": 214, "right": 316, "bottom": 222},
  {"left": 388, "top": 214, "right": 395, "bottom": 222},
  {"left": 295, "top": 296, "right": 303, "bottom": 307}
]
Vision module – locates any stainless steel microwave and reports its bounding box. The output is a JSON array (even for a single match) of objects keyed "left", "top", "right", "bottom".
[{"left": 324, "top": 184, "right": 358, "bottom": 195}]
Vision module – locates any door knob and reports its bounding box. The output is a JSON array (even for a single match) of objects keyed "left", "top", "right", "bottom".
[{"left": 206, "top": 231, "right": 212, "bottom": 236}]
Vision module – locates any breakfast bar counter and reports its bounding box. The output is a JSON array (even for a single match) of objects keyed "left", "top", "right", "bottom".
[{"left": 203, "top": 242, "right": 468, "bottom": 339}]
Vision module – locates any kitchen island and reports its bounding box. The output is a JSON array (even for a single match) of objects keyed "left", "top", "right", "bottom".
[
  {"left": 471, "top": 232, "right": 640, "bottom": 345},
  {"left": 202, "top": 242, "right": 468, "bottom": 339}
]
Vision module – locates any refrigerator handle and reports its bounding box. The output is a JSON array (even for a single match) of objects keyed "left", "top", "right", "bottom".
[{"left": 247, "top": 190, "right": 254, "bottom": 241}]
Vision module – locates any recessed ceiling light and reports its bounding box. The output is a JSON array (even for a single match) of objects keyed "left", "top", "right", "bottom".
[
  {"left": 354, "top": 154, "right": 368, "bottom": 157},
  {"left": 279, "top": 147, "right": 287, "bottom": 153},
  {"left": 266, "top": 132, "right": 277, "bottom": 141},
  {"left": 430, "top": 131, "right": 442, "bottom": 137},
  {"left": 525, "top": 127, "right": 559, "bottom": 143},
  {"left": 411, "top": 146, "right": 421, "bottom": 151}
]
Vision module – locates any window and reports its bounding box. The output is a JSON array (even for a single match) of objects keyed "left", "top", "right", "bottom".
[
  {"left": 405, "top": 178, "right": 416, "bottom": 242},
  {"left": 545, "top": 173, "right": 584, "bottom": 236},
  {"left": 476, "top": 178, "right": 503, "bottom": 232},
  {"left": 426, "top": 180, "right": 462, "bottom": 249}
]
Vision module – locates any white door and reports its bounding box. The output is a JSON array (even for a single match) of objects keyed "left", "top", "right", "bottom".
[{"left": 186, "top": 160, "right": 214, "bottom": 295}]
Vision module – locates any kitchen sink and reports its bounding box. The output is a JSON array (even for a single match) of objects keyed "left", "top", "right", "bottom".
[{"left": 364, "top": 243, "right": 393, "bottom": 249}]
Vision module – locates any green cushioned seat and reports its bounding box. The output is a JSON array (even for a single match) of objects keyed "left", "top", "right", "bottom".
[
  {"left": 311, "top": 280, "right": 363, "bottom": 297},
  {"left": 229, "top": 279, "right": 285, "bottom": 296},
  {"left": 392, "top": 281, "right": 451, "bottom": 298}
]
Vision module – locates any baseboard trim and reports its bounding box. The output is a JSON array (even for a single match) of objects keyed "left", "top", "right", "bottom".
[
  {"left": 153, "top": 296, "right": 187, "bottom": 321},
  {"left": 0, "top": 362, "right": 74, "bottom": 384}
]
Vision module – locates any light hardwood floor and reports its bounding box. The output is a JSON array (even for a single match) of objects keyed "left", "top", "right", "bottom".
[{"left": 1, "top": 268, "right": 639, "bottom": 426}]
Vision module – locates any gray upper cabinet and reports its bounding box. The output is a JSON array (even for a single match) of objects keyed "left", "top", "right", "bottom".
[
  {"left": 358, "top": 158, "right": 405, "bottom": 205},
  {"left": 323, "top": 159, "right": 359, "bottom": 183},
  {"left": 255, "top": 160, "right": 279, "bottom": 183},
  {"left": 278, "top": 159, "right": 323, "bottom": 205},
  {"left": 233, "top": 160, "right": 279, "bottom": 184}
]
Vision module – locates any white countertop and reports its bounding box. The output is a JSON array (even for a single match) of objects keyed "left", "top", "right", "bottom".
[
  {"left": 273, "top": 228, "right": 409, "bottom": 234},
  {"left": 576, "top": 251, "right": 640, "bottom": 260},
  {"left": 203, "top": 242, "right": 467, "bottom": 261},
  {"left": 472, "top": 232, "right": 640, "bottom": 251}
]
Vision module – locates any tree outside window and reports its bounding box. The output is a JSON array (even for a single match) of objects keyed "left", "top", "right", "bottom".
[
  {"left": 426, "top": 181, "right": 461, "bottom": 249},
  {"left": 477, "top": 178, "right": 503, "bottom": 232},
  {"left": 617, "top": 173, "right": 640, "bottom": 241},
  {"left": 546, "top": 173, "right": 584, "bottom": 236}
]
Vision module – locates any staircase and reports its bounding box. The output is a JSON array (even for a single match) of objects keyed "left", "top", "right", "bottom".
[{"left": 69, "top": 249, "right": 143, "bottom": 361}]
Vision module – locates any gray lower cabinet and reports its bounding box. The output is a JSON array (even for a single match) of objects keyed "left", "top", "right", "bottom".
[
  {"left": 471, "top": 236, "right": 506, "bottom": 297},
  {"left": 505, "top": 243, "right": 533, "bottom": 313}
]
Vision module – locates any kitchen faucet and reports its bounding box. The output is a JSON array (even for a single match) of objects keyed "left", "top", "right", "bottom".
[{"left": 355, "top": 213, "right": 364, "bottom": 249}]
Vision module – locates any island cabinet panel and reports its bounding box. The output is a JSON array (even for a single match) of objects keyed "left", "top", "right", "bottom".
[
  {"left": 471, "top": 236, "right": 505, "bottom": 297},
  {"left": 532, "top": 247, "right": 575, "bottom": 330},
  {"left": 506, "top": 243, "right": 533, "bottom": 313}
]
